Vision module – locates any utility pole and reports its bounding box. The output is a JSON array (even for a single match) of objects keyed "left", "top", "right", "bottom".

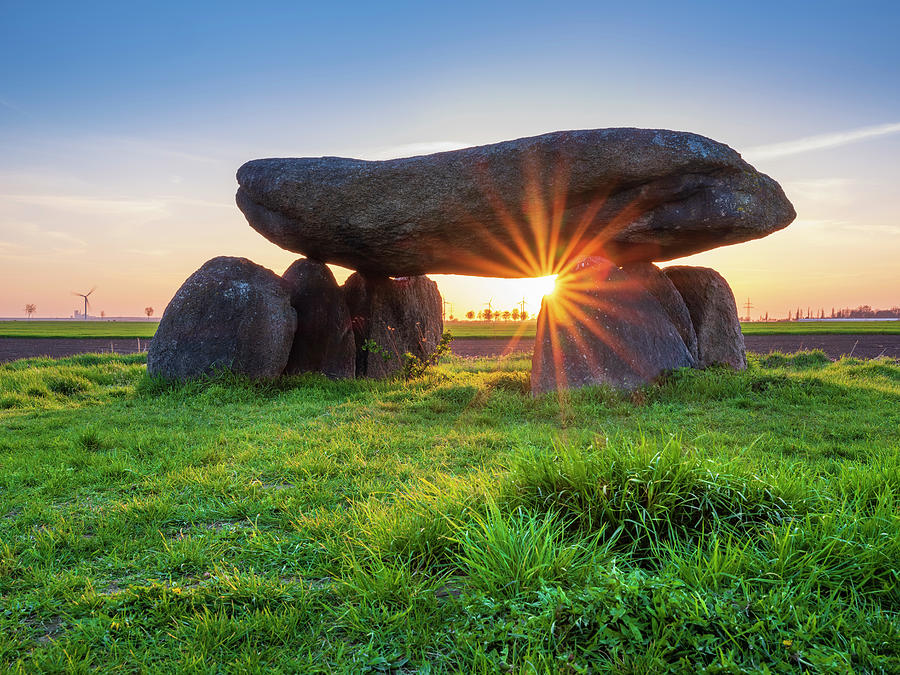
[
  {"left": 743, "top": 298, "right": 754, "bottom": 322},
  {"left": 442, "top": 300, "right": 453, "bottom": 321},
  {"left": 518, "top": 297, "right": 528, "bottom": 316}
]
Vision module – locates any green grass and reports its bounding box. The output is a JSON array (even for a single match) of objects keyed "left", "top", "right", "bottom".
[
  {"left": 0, "top": 321, "right": 158, "bottom": 339},
  {"left": 1, "top": 351, "right": 899, "bottom": 672},
  {"left": 3, "top": 319, "right": 897, "bottom": 340},
  {"left": 447, "top": 319, "right": 900, "bottom": 339},
  {"left": 740, "top": 320, "right": 900, "bottom": 335},
  {"left": 445, "top": 320, "right": 539, "bottom": 338}
]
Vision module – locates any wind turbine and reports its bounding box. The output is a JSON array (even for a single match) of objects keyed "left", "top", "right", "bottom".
[
  {"left": 483, "top": 297, "right": 494, "bottom": 320},
  {"left": 73, "top": 287, "right": 96, "bottom": 319}
]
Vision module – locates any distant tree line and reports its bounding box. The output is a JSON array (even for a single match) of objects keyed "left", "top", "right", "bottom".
[
  {"left": 787, "top": 305, "right": 900, "bottom": 320},
  {"left": 461, "top": 307, "right": 530, "bottom": 321},
  {"left": 457, "top": 304, "right": 900, "bottom": 321}
]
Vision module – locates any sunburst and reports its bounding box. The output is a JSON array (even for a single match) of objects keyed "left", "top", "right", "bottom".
[{"left": 452, "top": 151, "right": 656, "bottom": 391}]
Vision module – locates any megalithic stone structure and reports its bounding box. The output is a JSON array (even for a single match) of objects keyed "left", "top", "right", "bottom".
[{"left": 151, "top": 128, "right": 792, "bottom": 388}]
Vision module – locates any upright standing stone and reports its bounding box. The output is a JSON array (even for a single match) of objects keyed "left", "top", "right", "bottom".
[
  {"left": 531, "top": 257, "right": 695, "bottom": 394},
  {"left": 343, "top": 274, "right": 443, "bottom": 378},
  {"left": 663, "top": 266, "right": 747, "bottom": 370},
  {"left": 148, "top": 257, "right": 296, "bottom": 380},
  {"left": 621, "top": 262, "right": 698, "bottom": 363},
  {"left": 282, "top": 258, "right": 355, "bottom": 378}
]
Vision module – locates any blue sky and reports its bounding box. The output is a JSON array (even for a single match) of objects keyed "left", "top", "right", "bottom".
[{"left": 1, "top": 1, "right": 898, "bottom": 317}]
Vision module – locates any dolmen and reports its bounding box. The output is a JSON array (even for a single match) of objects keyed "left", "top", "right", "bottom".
[{"left": 148, "top": 128, "right": 795, "bottom": 393}]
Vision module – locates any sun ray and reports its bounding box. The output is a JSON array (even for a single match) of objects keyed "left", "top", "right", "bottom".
[
  {"left": 535, "top": 258, "right": 665, "bottom": 391},
  {"left": 439, "top": 145, "right": 667, "bottom": 391}
]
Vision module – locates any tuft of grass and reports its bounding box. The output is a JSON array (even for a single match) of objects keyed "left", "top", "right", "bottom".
[
  {"left": 757, "top": 349, "right": 831, "bottom": 369},
  {"left": 76, "top": 428, "right": 106, "bottom": 452},
  {"left": 503, "top": 438, "right": 801, "bottom": 554},
  {"left": 450, "top": 500, "right": 600, "bottom": 598},
  {"left": 45, "top": 373, "right": 91, "bottom": 395}
]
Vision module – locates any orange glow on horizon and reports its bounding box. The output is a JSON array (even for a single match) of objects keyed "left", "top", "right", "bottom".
[{"left": 3, "top": 134, "right": 898, "bottom": 320}]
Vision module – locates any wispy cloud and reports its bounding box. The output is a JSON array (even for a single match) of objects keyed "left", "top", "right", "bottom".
[
  {"left": 0, "top": 192, "right": 231, "bottom": 230},
  {"left": 840, "top": 222, "right": 900, "bottom": 236},
  {"left": 0, "top": 240, "right": 27, "bottom": 252},
  {"left": 125, "top": 248, "right": 170, "bottom": 257},
  {"left": 359, "top": 141, "right": 473, "bottom": 161},
  {"left": 782, "top": 178, "right": 854, "bottom": 206},
  {"left": 164, "top": 196, "right": 232, "bottom": 210},
  {"left": 787, "top": 218, "right": 900, "bottom": 237},
  {"left": 44, "top": 229, "right": 88, "bottom": 248},
  {"left": 744, "top": 122, "right": 900, "bottom": 161},
  {"left": 81, "top": 135, "right": 222, "bottom": 165},
  {"left": 0, "top": 97, "right": 24, "bottom": 114},
  {"left": 787, "top": 218, "right": 847, "bottom": 232},
  {"left": 0, "top": 193, "right": 168, "bottom": 216},
  {"left": 0, "top": 222, "right": 88, "bottom": 260},
  {"left": 5, "top": 133, "right": 223, "bottom": 166}
]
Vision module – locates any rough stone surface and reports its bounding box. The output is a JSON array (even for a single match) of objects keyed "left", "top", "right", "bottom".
[
  {"left": 148, "top": 257, "right": 296, "bottom": 379},
  {"left": 621, "top": 262, "right": 698, "bottom": 363},
  {"left": 343, "top": 274, "right": 443, "bottom": 378},
  {"left": 531, "top": 257, "right": 695, "bottom": 394},
  {"left": 282, "top": 258, "right": 355, "bottom": 378},
  {"left": 663, "top": 266, "right": 747, "bottom": 370},
  {"left": 236, "top": 128, "right": 795, "bottom": 278}
]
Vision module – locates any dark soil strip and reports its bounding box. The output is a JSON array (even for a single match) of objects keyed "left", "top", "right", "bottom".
[
  {"left": 0, "top": 338, "right": 149, "bottom": 364},
  {"left": 742, "top": 334, "right": 899, "bottom": 360},
  {"left": 1, "top": 334, "right": 898, "bottom": 365},
  {"left": 448, "top": 335, "right": 900, "bottom": 361},
  {"left": 451, "top": 337, "right": 534, "bottom": 358}
]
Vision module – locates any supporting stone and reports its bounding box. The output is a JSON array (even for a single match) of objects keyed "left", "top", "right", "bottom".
[
  {"left": 662, "top": 266, "right": 747, "bottom": 370},
  {"left": 282, "top": 258, "right": 355, "bottom": 378},
  {"left": 148, "top": 257, "right": 296, "bottom": 380},
  {"left": 531, "top": 257, "right": 695, "bottom": 394},
  {"left": 621, "top": 262, "right": 698, "bottom": 363},
  {"left": 343, "top": 274, "right": 443, "bottom": 378}
]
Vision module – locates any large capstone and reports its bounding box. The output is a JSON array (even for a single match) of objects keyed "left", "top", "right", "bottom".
[
  {"left": 282, "top": 258, "right": 355, "bottom": 378},
  {"left": 148, "top": 256, "right": 296, "bottom": 379},
  {"left": 343, "top": 274, "right": 443, "bottom": 378},
  {"left": 663, "top": 266, "right": 747, "bottom": 370},
  {"left": 531, "top": 257, "right": 695, "bottom": 394},
  {"left": 236, "top": 128, "right": 795, "bottom": 278}
]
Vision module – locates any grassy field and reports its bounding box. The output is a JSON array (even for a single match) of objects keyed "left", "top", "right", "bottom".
[
  {"left": 740, "top": 320, "right": 900, "bottom": 335},
  {"left": 447, "top": 319, "right": 900, "bottom": 339},
  {"left": 0, "top": 321, "right": 158, "bottom": 339},
  {"left": 446, "top": 320, "right": 540, "bottom": 338},
  {"left": 0, "top": 351, "right": 898, "bottom": 672},
  {"left": 2, "top": 319, "right": 898, "bottom": 340}
]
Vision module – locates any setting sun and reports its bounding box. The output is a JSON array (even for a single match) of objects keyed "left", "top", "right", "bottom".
[{"left": 520, "top": 274, "right": 557, "bottom": 300}]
